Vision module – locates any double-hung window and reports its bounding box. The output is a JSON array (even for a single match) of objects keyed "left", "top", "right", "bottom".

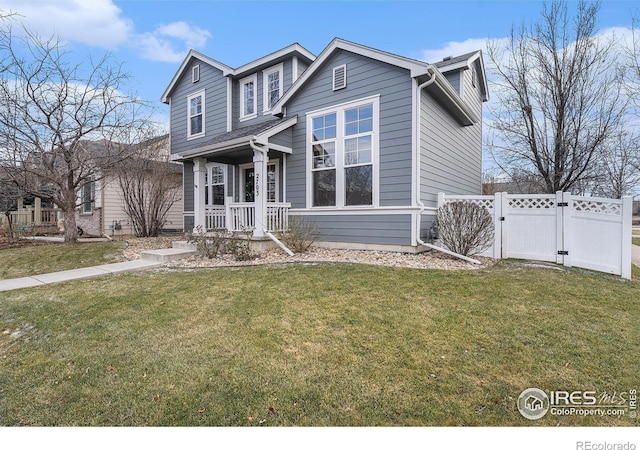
[
  {"left": 263, "top": 63, "right": 283, "bottom": 112},
  {"left": 187, "top": 90, "right": 205, "bottom": 139},
  {"left": 205, "top": 164, "right": 225, "bottom": 206},
  {"left": 240, "top": 74, "right": 257, "bottom": 120},
  {"left": 308, "top": 96, "right": 378, "bottom": 208},
  {"left": 81, "top": 179, "right": 94, "bottom": 213}
]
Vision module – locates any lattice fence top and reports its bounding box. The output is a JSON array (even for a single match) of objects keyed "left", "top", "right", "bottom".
[
  {"left": 444, "top": 198, "right": 494, "bottom": 211},
  {"left": 508, "top": 197, "right": 555, "bottom": 209},
  {"left": 573, "top": 199, "right": 622, "bottom": 215}
]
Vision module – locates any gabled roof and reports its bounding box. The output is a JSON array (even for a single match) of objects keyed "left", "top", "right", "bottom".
[
  {"left": 435, "top": 50, "right": 489, "bottom": 102},
  {"left": 161, "top": 50, "right": 234, "bottom": 103},
  {"left": 270, "top": 38, "right": 432, "bottom": 115},
  {"left": 234, "top": 43, "right": 315, "bottom": 78},
  {"left": 161, "top": 44, "right": 316, "bottom": 104}
]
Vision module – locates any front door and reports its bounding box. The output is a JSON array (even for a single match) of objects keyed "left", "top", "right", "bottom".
[
  {"left": 243, "top": 163, "right": 278, "bottom": 203},
  {"left": 244, "top": 167, "right": 255, "bottom": 203}
]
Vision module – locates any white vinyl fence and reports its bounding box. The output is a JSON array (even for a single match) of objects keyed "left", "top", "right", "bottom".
[{"left": 437, "top": 192, "right": 633, "bottom": 279}]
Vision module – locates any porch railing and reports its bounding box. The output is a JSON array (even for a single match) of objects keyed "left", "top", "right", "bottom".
[
  {"left": 205, "top": 206, "right": 226, "bottom": 230},
  {"left": 204, "top": 202, "right": 290, "bottom": 233},
  {"left": 8, "top": 207, "right": 59, "bottom": 227}
]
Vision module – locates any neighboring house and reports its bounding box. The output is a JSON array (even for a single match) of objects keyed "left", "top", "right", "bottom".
[
  {"left": 6, "top": 135, "right": 183, "bottom": 237},
  {"left": 75, "top": 135, "right": 183, "bottom": 237},
  {"left": 162, "top": 38, "right": 488, "bottom": 251}
]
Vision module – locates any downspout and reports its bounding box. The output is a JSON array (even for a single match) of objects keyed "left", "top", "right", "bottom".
[
  {"left": 415, "top": 68, "right": 481, "bottom": 265},
  {"left": 249, "top": 138, "right": 295, "bottom": 256}
]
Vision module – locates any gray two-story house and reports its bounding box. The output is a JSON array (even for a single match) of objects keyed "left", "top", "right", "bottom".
[{"left": 161, "top": 38, "right": 488, "bottom": 252}]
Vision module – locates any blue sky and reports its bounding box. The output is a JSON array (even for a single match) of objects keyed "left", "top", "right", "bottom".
[{"left": 1, "top": 0, "right": 638, "bottom": 172}]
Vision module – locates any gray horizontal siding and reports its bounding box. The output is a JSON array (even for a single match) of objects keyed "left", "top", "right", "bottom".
[
  {"left": 444, "top": 70, "right": 461, "bottom": 96},
  {"left": 420, "top": 88, "right": 482, "bottom": 208},
  {"left": 183, "top": 161, "right": 194, "bottom": 212},
  {"left": 284, "top": 49, "right": 414, "bottom": 209},
  {"left": 170, "top": 60, "right": 228, "bottom": 155},
  {"left": 299, "top": 214, "right": 412, "bottom": 246}
]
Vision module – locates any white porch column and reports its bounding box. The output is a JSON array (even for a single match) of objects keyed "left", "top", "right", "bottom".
[
  {"left": 252, "top": 146, "right": 268, "bottom": 238},
  {"left": 193, "top": 157, "right": 207, "bottom": 232}
]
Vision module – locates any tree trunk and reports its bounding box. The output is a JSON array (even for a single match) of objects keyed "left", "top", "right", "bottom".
[
  {"left": 5, "top": 213, "right": 14, "bottom": 243},
  {"left": 63, "top": 199, "right": 78, "bottom": 243}
]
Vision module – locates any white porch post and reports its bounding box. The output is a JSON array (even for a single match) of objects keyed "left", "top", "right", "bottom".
[
  {"left": 193, "top": 157, "right": 207, "bottom": 232},
  {"left": 252, "top": 146, "right": 268, "bottom": 238}
]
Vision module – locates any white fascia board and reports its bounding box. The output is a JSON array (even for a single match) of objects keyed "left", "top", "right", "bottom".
[
  {"left": 234, "top": 43, "right": 316, "bottom": 78},
  {"left": 161, "top": 49, "right": 234, "bottom": 104},
  {"left": 271, "top": 38, "right": 430, "bottom": 115},
  {"left": 176, "top": 136, "right": 251, "bottom": 159}
]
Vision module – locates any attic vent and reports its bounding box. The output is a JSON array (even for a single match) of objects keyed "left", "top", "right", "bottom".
[
  {"left": 332, "top": 64, "right": 346, "bottom": 91},
  {"left": 192, "top": 65, "right": 200, "bottom": 83},
  {"left": 442, "top": 55, "right": 452, "bottom": 61}
]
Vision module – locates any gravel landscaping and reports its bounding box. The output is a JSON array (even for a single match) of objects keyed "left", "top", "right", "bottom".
[{"left": 121, "top": 235, "right": 496, "bottom": 271}]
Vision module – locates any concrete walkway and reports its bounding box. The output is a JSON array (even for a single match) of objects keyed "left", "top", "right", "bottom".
[
  {"left": 633, "top": 244, "right": 640, "bottom": 268},
  {"left": 0, "top": 246, "right": 195, "bottom": 293}
]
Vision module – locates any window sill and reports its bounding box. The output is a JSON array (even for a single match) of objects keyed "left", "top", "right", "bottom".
[
  {"left": 187, "top": 133, "right": 205, "bottom": 141},
  {"left": 239, "top": 114, "right": 257, "bottom": 122}
]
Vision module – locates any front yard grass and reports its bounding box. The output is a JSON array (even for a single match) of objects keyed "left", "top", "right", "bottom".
[
  {"left": 632, "top": 237, "right": 640, "bottom": 247},
  {"left": 1, "top": 262, "right": 638, "bottom": 426},
  {"left": 0, "top": 241, "right": 125, "bottom": 279}
]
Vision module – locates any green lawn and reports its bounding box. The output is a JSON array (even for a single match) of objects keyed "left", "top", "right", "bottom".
[
  {"left": 0, "top": 241, "right": 125, "bottom": 279},
  {"left": 1, "top": 262, "right": 638, "bottom": 426},
  {"left": 633, "top": 237, "right": 640, "bottom": 247}
]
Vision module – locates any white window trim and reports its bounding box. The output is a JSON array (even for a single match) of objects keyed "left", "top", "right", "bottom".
[
  {"left": 187, "top": 89, "right": 205, "bottom": 140},
  {"left": 205, "top": 162, "right": 226, "bottom": 206},
  {"left": 239, "top": 160, "right": 280, "bottom": 203},
  {"left": 239, "top": 74, "right": 258, "bottom": 121},
  {"left": 305, "top": 95, "right": 380, "bottom": 210},
  {"left": 262, "top": 63, "right": 284, "bottom": 113},
  {"left": 192, "top": 64, "right": 200, "bottom": 83}
]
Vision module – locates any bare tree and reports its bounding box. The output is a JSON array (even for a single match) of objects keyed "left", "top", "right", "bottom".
[
  {"left": 590, "top": 129, "right": 640, "bottom": 198},
  {"left": 0, "top": 177, "right": 20, "bottom": 242},
  {"left": 0, "top": 25, "right": 153, "bottom": 242},
  {"left": 112, "top": 134, "right": 181, "bottom": 237},
  {"left": 487, "top": 1, "right": 629, "bottom": 194}
]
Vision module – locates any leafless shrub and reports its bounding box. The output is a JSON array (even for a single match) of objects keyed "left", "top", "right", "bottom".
[
  {"left": 278, "top": 216, "right": 319, "bottom": 253},
  {"left": 434, "top": 201, "right": 494, "bottom": 256}
]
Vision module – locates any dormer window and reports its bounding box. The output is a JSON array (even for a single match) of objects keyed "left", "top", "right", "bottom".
[
  {"left": 192, "top": 65, "right": 200, "bottom": 83},
  {"left": 263, "top": 63, "right": 283, "bottom": 111},
  {"left": 240, "top": 74, "right": 257, "bottom": 120}
]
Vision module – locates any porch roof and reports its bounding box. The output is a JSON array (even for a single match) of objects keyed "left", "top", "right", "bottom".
[{"left": 173, "top": 116, "right": 297, "bottom": 161}]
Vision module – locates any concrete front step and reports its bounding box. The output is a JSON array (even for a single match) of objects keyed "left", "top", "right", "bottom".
[
  {"left": 172, "top": 240, "right": 196, "bottom": 251},
  {"left": 140, "top": 248, "right": 195, "bottom": 263}
]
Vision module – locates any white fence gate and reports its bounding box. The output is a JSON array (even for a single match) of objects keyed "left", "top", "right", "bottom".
[{"left": 438, "top": 192, "right": 633, "bottom": 279}]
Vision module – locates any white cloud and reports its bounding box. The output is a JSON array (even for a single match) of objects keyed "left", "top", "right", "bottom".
[
  {"left": 134, "top": 22, "right": 213, "bottom": 63},
  {"left": 421, "top": 37, "right": 491, "bottom": 64},
  {"left": 1, "top": 0, "right": 212, "bottom": 62},
  {"left": 2, "top": 0, "right": 133, "bottom": 49},
  {"left": 155, "top": 21, "right": 211, "bottom": 49}
]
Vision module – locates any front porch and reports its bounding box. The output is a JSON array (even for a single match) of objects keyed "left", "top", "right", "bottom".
[
  {"left": 205, "top": 202, "right": 290, "bottom": 233},
  {"left": 182, "top": 117, "right": 298, "bottom": 238}
]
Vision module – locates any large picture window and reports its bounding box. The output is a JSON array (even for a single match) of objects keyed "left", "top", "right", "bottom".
[
  {"left": 307, "top": 97, "right": 378, "bottom": 208},
  {"left": 187, "top": 90, "right": 205, "bottom": 139}
]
